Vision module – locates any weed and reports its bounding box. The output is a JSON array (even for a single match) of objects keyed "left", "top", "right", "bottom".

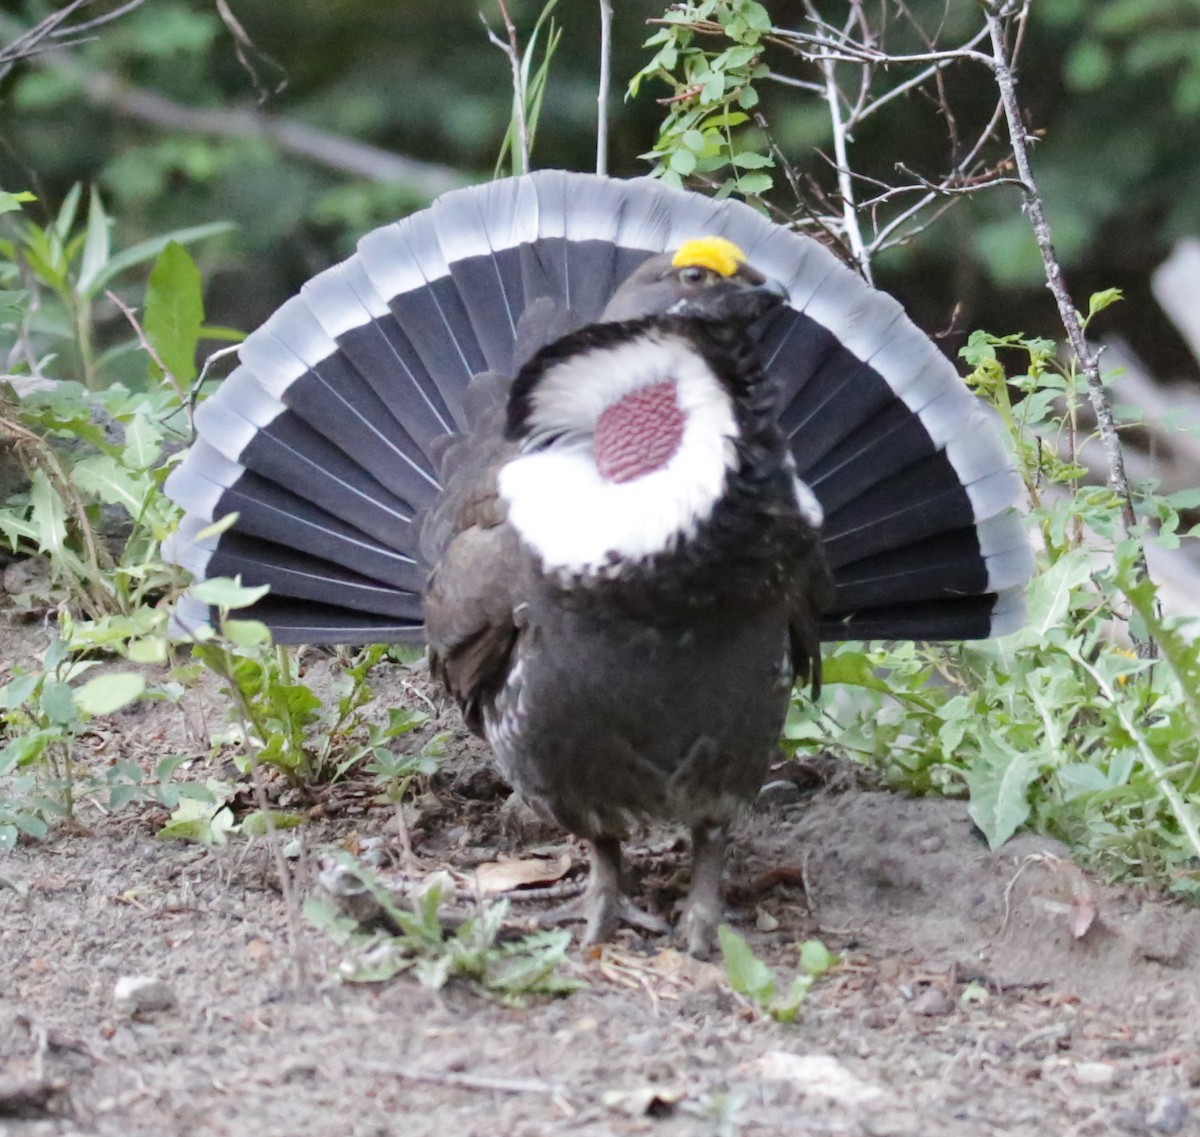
[
  {"left": 305, "top": 854, "right": 582, "bottom": 1002},
  {"left": 717, "top": 924, "right": 837, "bottom": 1022}
]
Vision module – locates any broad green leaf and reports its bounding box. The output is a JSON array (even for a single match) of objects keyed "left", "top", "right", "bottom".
[
  {"left": 799, "top": 939, "right": 837, "bottom": 976},
  {"left": 40, "top": 679, "right": 78, "bottom": 726},
  {"left": 75, "top": 672, "right": 146, "bottom": 716},
  {"left": 188, "top": 577, "right": 270, "bottom": 609},
  {"left": 76, "top": 189, "right": 112, "bottom": 297},
  {"left": 0, "top": 190, "right": 35, "bottom": 215},
  {"left": 965, "top": 735, "right": 1035, "bottom": 848},
  {"left": 157, "top": 798, "right": 235, "bottom": 846},
  {"left": 144, "top": 241, "right": 204, "bottom": 385},
  {"left": 221, "top": 618, "right": 272, "bottom": 647},
  {"left": 717, "top": 924, "right": 775, "bottom": 1001},
  {"left": 240, "top": 809, "right": 305, "bottom": 837}
]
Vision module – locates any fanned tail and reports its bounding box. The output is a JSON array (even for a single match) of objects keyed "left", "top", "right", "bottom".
[{"left": 164, "top": 170, "right": 1032, "bottom": 643}]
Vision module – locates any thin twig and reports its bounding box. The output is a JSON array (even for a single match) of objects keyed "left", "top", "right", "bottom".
[
  {"left": 486, "top": 1, "right": 529, "bottom": 174},
  {"left": 801, "top": 0, "right": 872, "bottom": 283},
  {"left": 596, "top": 0, "right": 612, "bottom": 176},
  {"left": 105, "top": 290, "right": 192, "bottom": 428},
  {"left": 982, "top": 1, "right": 1152, "bottom": 651}
]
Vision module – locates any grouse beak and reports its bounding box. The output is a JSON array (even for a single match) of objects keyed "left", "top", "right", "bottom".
[{"left": 726, "top": 273, "right": 789, "bottom": 323}]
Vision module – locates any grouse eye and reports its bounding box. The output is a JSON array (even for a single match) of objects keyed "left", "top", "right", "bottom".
[{"left": 678, "top": 265, "right": 710, "bottom": 286}]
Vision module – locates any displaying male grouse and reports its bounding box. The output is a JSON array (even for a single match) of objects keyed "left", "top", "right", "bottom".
[{"left": 164, "top": 170, "right": 1033, "bottom": 955}]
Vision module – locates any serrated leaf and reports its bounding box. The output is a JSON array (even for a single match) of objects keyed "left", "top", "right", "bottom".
[
  {"left": 28, "top": 468, "right": 68, "bottom": 560},
  {"left": 71, "top": 455, "right": 148, "bottom": 516},
  {"left": 123, "top": 413, "right": 163, "bottom": 469},
  {"left": 966, "top": 736, "right": 1035, "bottom": 848},
  {"left": 75, "top": 672, "right": 146, "bottom": 716},
  {"left": 144, "top": 241, "right": 204, "bottom": 385}
]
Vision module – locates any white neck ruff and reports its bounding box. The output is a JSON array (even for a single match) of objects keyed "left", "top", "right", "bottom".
[{"left": 498, "top": 333, "right": 738, "bottom": 577}]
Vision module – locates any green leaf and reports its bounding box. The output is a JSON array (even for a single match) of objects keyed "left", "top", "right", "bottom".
[
  {"left": 189, "top": 577, "right": 271, "bottom": 610},
  {"left": 27, "top": 469, "right": 68, "bottom": 561},
  {"left": 157, "top": 798, "right": 235, "bottom": 846},
  {"left": 735, "top": 171, "right": 773, "bottom": 195},
  {"left": 40, "top": 679, "right": 78, "bottom": 727},
  {"left": 1087, "top": 287, "right": 1123, "bottom": 319},
  {"left": 731, "top": 151, "right": 773, "bottom": 169},
  {"left": 75, "top": 672, "right": 146, "bottom": 716},
  {"left": 71, "top": 455, "right": 148, "bottom": 517},
  {"left": 76, "top": 189, "right": 112, "bottom": 297},
  {"left": 799, "top": 939, "right": 837, "bottom": 976},
  {"left": 91, "top": 221, "right": 234, "bottom": 294},
  {"left": 717, "top": 924, "right": 775, "bottom": 1001},
  {"left": 222, "top": 618, "right": 272, "bottom": 647},
  {"left": 0, "top": 190, "right": 35, "bottom": 215},
  {"left": 240, "top": 809, "right": 305, "bottom": 837},
  {"left": 123, "top": 414, "right": 164, "bottom": 469},
  {"left": 144, "top": 241, "right": 204, "bottom": 385},
  {"left": 965, "top": 735, "right": 1035, "bottom": 848}
]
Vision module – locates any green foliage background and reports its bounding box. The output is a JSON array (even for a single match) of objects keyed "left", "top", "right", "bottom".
[{"left": 3, "top": 0, "right": 1200, "bottom": 382}]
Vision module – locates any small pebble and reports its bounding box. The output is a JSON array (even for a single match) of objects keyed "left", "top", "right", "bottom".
[
  {"left": 1146, "top": 1094, "right": 1189, "bottom": 1135},
  {"left": 757, "top": 779, "right": 801, "bottom": 807},
  {"left": 909, "top": 987, "right": 953, "bottom": 1017},
  {"left": 755, "top": 909, "right": 780, "bottom": 932},
  {"left": 113, "top": 975, "right": 176, "bottom": 1015},
  {"left": 1072, "top": 1061, "right": 1116, "bottom": 1088}
]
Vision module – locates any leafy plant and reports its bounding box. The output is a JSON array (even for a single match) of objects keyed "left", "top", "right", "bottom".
[
  {"left": 630, "top": 1, "right": 774, "bottom": 195},
  {"left": 789, "top": 292, "right": 1200, "bottom": 893},
  {"left": 188, "top": 595, "right": 436, "bottom": 789},
  {"left": 0, "top": 630, "right": 166, "bottom": 848},
  {"left": 718, "top": 925, "right": 837, "bottom": 1022},
  {"left": 306, "top": 855, "right": 582, "bottom": 1001}
]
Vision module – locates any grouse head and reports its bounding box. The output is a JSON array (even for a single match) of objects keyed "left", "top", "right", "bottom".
[
  {"left": 600, "top": 236, "right": 788, "bottom": 324},
  {"left": 498, "top": 237, "right": 796, "bottom": 581}
]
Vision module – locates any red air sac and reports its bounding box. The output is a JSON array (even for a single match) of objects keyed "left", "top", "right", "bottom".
[{"left": 593, "top": 382, "right": 685, "bottom": 483}]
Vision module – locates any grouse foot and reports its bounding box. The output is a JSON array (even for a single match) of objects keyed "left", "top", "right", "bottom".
[
  {"left": 534, "top": 835, "right": 669, "bottom": 945},
  {"left": 677, "top": 822, "right": 727, "bottom": 959}
]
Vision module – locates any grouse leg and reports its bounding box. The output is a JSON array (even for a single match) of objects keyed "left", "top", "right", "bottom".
[
  {"left": 679, "top": 822, "right": 727, "bottom": 958},
  {"left": 533, "top": 835, "right": 669, "bottom": 944}
]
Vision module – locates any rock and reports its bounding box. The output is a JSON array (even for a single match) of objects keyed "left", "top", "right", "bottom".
[
  {"left": 113, "top": 975, "right": 176, "bottom": 1015},
  {"left": 755, "top": 1052, "right": 884, "bottom": 1105},
  {"left": 1072, "top": 1061, "right": 1117, "bottom": 1088},
  {"left": 909, "top": 987, "right": 953, "bottom": 1016},
  {"left": 1146, "top": 1094, "right": 1189, "bottom": 1134},
  {"left": 758, "top": 779, "right": 802, "bottom": 807}
]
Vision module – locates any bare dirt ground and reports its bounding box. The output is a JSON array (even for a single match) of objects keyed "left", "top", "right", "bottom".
[{"left": 2, "top": 607, "right": 1199, "bottom": 1137}]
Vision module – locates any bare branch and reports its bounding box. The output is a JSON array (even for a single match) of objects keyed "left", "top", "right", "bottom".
[
  {"left": 0, "top": 20, "right": 465, "bottom": 196},
  {"left": 596, "top": 0, "right": 612, "bottom": 175},
  {"left": 485, "top": 1, "right": 530, "bottom": 175},
  {"left": 981, "top": 1, "right": 1153, "bottom": 648}
]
